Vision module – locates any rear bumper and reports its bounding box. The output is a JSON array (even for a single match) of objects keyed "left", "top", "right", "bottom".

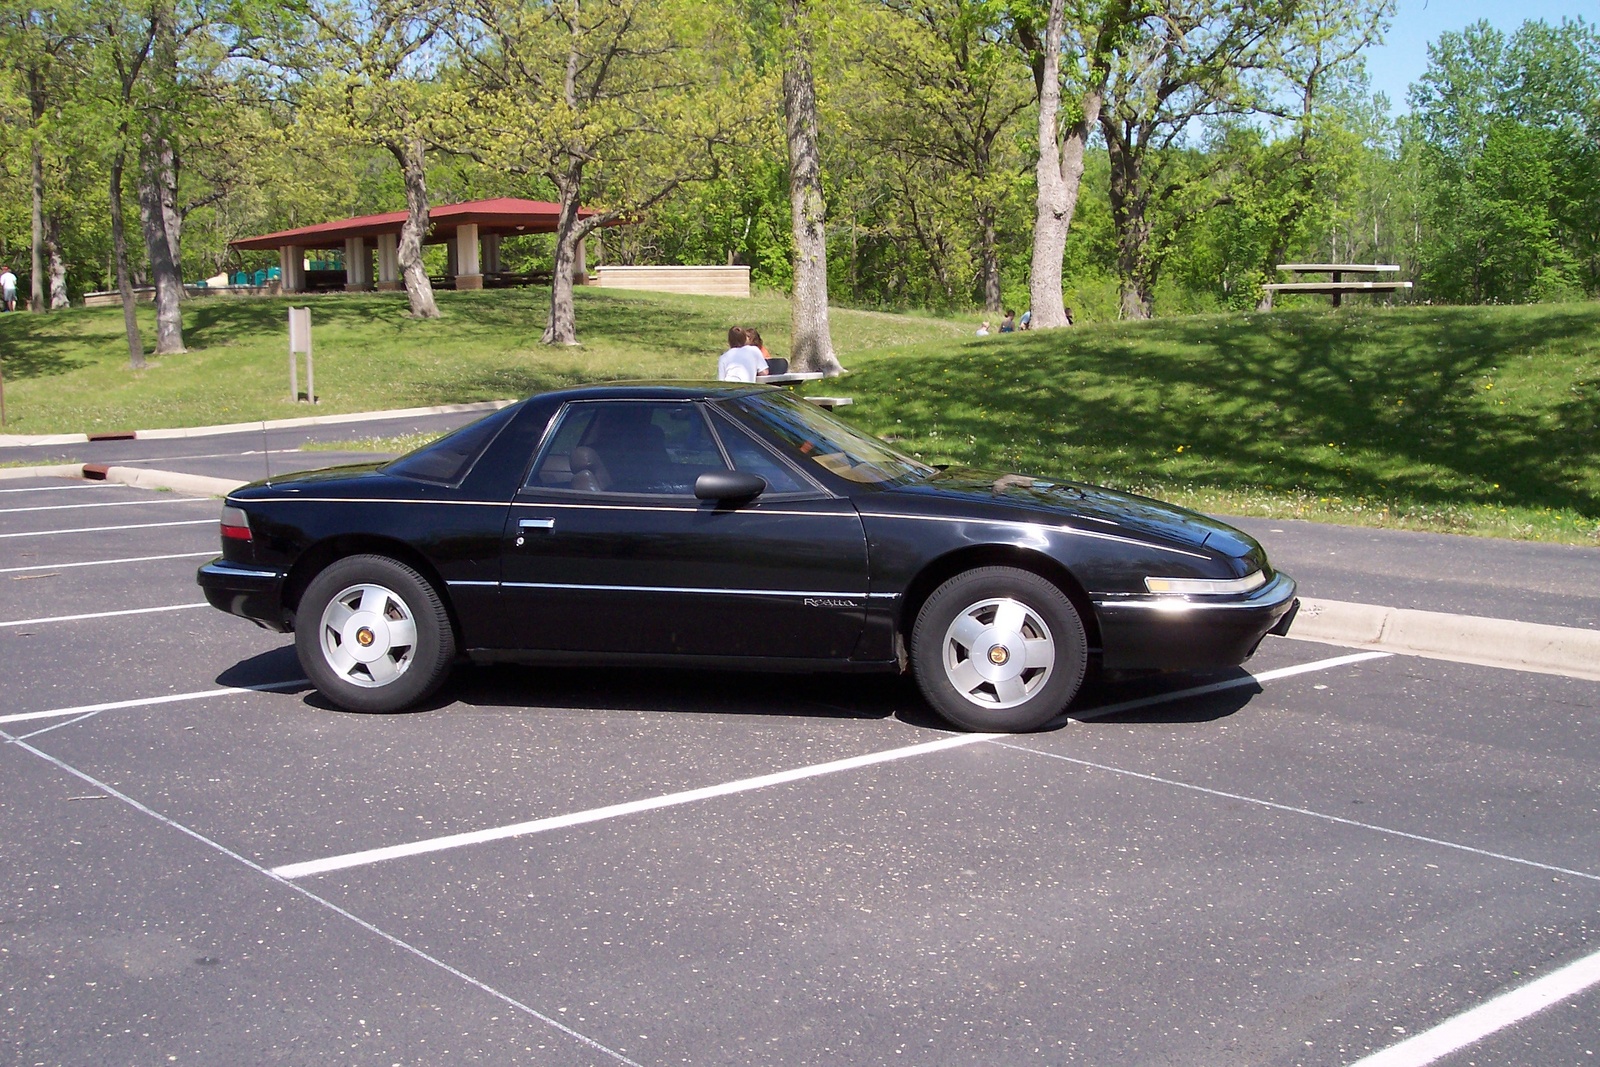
[
  {"left": 197, "top": 558, "right": 290, "bottom": 632},
  {"left": 1094, "top": 572, "right": 1299, "bottom": 670}
]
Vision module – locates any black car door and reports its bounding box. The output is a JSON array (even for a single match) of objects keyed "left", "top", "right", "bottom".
[{"left": 495, "top": 398, "right": 871, "bottom": 660}]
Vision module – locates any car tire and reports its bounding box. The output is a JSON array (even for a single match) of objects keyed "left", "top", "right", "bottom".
[
  {"left": 911, "top": 566, "right": 1087, "bottom": 732},
  {"left": 294, "top": 554, "right": 455, "bottom": 713}
]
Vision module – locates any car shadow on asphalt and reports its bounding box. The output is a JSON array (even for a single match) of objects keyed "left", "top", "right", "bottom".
[
  {"left": 443, "top": 663, "right": 953, "bottom": 730},
  {"left": 213, "top": 649, "right": 1256, "bottom": 731},
  {"left": 214, "top": 645, "right": 312, "bottom": 692},
  {"left": 1070, "top": 667, "right": 1259, "bottom": 724}
]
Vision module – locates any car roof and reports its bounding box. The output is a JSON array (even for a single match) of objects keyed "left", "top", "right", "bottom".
[{"left": 531, "top": 381, "right": 772, "bottom": 405}]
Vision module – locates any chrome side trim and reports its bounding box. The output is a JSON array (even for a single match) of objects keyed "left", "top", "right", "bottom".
[
  {"left": 446, "top": 580, "right": 500, "bottom": 588},
  {"left": 501, "top": 581, "right": 897, "bottom": 599},
  {"left": 511, "top": 500, "right": 848, "bottom": 517},
  {"left": 231, "top": 497, "right": 507, "bottom": 507}
]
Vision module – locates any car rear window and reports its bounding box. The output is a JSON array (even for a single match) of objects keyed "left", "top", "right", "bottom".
[{"left": 382, "top": 404, "right": 519, "bottom": 485}]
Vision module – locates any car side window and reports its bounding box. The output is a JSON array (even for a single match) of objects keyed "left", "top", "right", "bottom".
[
  {"left": 710, "top": 410, "right": 810, "bottom": 495},
  {"left": 531, "top": 400, "right": 723, "bottom": 495}
]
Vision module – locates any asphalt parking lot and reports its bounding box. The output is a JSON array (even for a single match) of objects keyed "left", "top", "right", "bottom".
[{"left": 2, "top": 473, "right": 1597, "bottom": 1066}]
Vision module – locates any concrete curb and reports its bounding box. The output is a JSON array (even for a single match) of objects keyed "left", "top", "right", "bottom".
[
  {"left": 94, "top": 465, "right": 246, "bottom": 498},
  {"left": 0, "top": 463, "right": 85, "bottom": 481},
  {"left": 0, "top": 399, "right": 515, "bottom": 448},
  {"left": 1285, "top": 596, "right": 1600, "bottom": 683}
]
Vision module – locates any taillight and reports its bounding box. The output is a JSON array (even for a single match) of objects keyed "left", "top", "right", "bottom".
[{"left": 220, "top": 504, "right": 252, "bottom": 542}]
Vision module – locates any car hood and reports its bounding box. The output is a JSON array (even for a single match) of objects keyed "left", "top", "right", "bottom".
[{"left": 887, "top": 466, "right": 1263, "bottom": 560}]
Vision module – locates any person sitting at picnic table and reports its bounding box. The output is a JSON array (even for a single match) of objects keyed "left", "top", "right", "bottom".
[
  {"left": 999, "top": 310, "right": 1016, "bottom": 333},
  {"left": 1019, "top": 309, "right": 1032, "bottom": 330},
  {"left": 746, "top": 327, "right": 788, "bottom": 376},
  {"left": 717, "top": 326, "right": 769, "bottom": 381}
]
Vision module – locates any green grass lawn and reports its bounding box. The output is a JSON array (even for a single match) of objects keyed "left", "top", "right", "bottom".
[
  {"left": 1, "top": 289, "right": 1596, "bottom": 544},
  {"left": 0, "top": 287, "right": 965, "bottom": 433},
  {"left": 827, "top": 303, "right": 1600, "bottom": 544}
]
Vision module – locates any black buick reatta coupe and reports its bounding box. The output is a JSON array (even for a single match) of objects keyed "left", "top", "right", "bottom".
[{"left": 199, "top": 383, "right": 1297, "bottom": 732}]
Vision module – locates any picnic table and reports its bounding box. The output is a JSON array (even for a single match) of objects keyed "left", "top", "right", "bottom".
[
  {"left": 1262, "top": 264, "right": 1413, "bottom": 308},
  {"left": 760, "top": 371, "right": 852, "bottom": 409}
]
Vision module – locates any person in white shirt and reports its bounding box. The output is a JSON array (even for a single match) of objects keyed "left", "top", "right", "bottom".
[
  {"left": 0, "top": 265, "right": 16, "bottom": 312},
  {"left": 717, "top": 326, "right": 768, "bottom": 381}
]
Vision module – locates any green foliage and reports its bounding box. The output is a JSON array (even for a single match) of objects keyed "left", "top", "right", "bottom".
[{"left": 1408, "top": 17, "right": 1600, "bottom": 303}]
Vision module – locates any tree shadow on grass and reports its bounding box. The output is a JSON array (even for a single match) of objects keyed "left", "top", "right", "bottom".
[
  {"left": 847, "top": 305, "right": 1600, "bottom": 519},
  {"left": 0, "top": 315, "right": 94, "bottom": 380}
]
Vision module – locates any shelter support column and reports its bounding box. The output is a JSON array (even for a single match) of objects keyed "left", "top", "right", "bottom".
[
  {"left": 455, "top": 223, "right": 482, "bottom": 290},
  {"left": 573, "top": 237, "right": 587, "bottom": 284},
  {"left": 344, "top": 238, "right": 374, "bottom": 291},
  {"left": 376, "top": 234, "right": 401, "bottom": 291},
  {"left": 279, "top": 245, "right": 304, "bottom": 293},
  {"left": 482, "top": 233, "right": 502, "bottom": 276}
]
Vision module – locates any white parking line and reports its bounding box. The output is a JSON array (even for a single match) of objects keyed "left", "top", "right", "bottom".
[
  {"left": 0, "top": 602, "right": 209, "bottom": 628},
  {"left": 0, "top": 483, "right": 124, "bottom": 494},
  {"left": 1346, "top": 945, "right": 1600, "bottom": 1067},
  {"left": 0, "top": 678, "right": 310, "bottom": 725},
  {"left": 272, "top": 650, "right": 1384, "bottom": 881},
  {"left": 995, "top": 746, "right": 1600, "bottom": 885},
  {"left": 0, "top": 551, "right": 214, "bottom": 575},
  {"left": 271, "top": 732, "right": 997, "bottom": 879},
  {"left": 0, "top": 497, "right": 211, "bottom": 516},
  {"left": 0, "top": 726, "right": 642, "bottom": 1066},
  {"left": 0, "top": 519, "right": 215, "bottom": 539},
  {"left": 1063, "top": 650, "right": 1392, "bottom": 722}
]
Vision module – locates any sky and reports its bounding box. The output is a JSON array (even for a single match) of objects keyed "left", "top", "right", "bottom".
[{"left": 1362, "top": 0, "right": 1596, "bottom": 110}]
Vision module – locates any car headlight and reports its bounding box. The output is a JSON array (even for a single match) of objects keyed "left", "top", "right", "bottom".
[{"left": 1144, "top": 571, "right": 1266, "bottom": 595}]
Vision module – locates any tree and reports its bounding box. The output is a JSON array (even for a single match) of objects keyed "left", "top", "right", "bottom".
[
  {"left": 781, "top": 0, "right": 843, "bottom": 373},
  {"left": 298, "top": 0, "right": 455, "bottom": 318},
  {"left": 1018, "top": 0, "right": 1131, "bottom": 330},
  {"left": 463, "top": 0, "right": 762, "bottom": 346},
  {"left": 838, "top": 0, "right": 1034, "bottom": 312},
  {"left": 1409, "top": 18, "right": 1600, "bottom": 302},
  {"left": 0, "top": 0, "right": 83, "bottom": 312}
]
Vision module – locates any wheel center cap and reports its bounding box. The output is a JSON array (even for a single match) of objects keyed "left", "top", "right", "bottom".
[
  {"left": 971, "top": 628, "right": 1026, "bottom": 683},
  {"left": 342, "top": 611, "right": 392, "bottom": 663}
]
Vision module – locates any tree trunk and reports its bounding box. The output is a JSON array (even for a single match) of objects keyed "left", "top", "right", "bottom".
[
  {"left": 138, "top": 126, "right": 186, "bottom": 352},
  {"left": 391, "top": 138, "right": 440, "bottom": 319},
  {"left": 543, "top": 170, "right": 585, "bottom": 346},
  {"left": 1027, "top": 0, "right": 1100, "bottom": 330},
  {"left": 781, "top": 0, "right": 843, "bottom": 376},
  {"left": 1106, "top": 134, "right": 1153, "bottom": 320},
  {"left": 44, "top": 214, "right": 68, "bottom": 309},
  {"left": 979, "top": 206, "right": 1001, "bottom": 312},
  {"left": 27, "top": 66, "right": 46, "bottom": 314},
  {"left": 109, "top": 151, "right": 145, "bottom": 369}
]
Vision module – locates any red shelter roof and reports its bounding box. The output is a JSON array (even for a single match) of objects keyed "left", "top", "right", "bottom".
[{"left": 230, "top": 198, "right": 597, "bottom": 252}]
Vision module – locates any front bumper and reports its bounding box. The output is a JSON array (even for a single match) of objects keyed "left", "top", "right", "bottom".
[
  {"left": 1093, "top": 571, "right": 1299, "bottom": 670},
  {"left": 197, "top": 558, "right": 290, "bottom": 632}
]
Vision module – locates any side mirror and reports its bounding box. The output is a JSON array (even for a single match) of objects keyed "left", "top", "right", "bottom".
[{"left": 695, "top": 470, "right": 766, "bottom": 501}]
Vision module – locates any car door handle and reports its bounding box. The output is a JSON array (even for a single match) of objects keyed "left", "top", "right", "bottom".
[{"left": 515, "top": 517, "right": 555, "bottom": 546}]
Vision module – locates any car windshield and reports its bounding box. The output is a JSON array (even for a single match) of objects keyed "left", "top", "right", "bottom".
[{"left": 731, "top": 392, "right": 934, "bottom": 487}]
